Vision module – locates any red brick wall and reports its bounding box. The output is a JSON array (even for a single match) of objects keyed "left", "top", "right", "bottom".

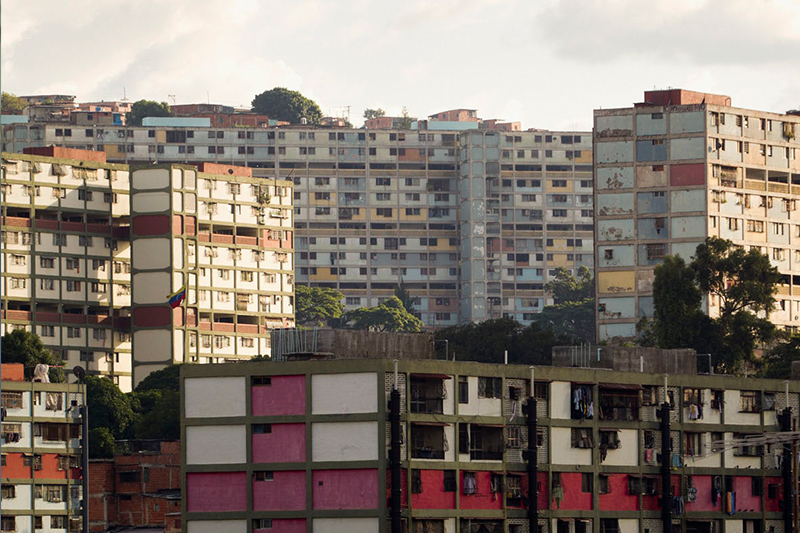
[
  {"left": 87, "top": 442, "right": 181, "bottom": 531},
  {"left": 23, "top": 146, "right": 108, "bottom": 163},
  {"left": 195, "top": 162, "right": 252, "bottom": 177}
]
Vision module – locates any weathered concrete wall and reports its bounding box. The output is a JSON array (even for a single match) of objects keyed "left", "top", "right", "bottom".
[
  {"left": 272, "top": 328, "right": 435, "bottom": 360},
  {"left": 552, "top": 345, "right": 698, "bottom": 375}
]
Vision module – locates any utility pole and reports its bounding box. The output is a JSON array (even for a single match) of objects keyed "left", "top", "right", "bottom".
[
  {"left": 779, "top": 381, "right": 794, "bottom": 533},
  {"left": 389, "top": 361, "right": 402, "bottom": 533},
  {"left": 659, "top": 375, "right": 672, "bottom": 533},
  {"left": 525, "top": 367, "right": 538, "bottom": 533}
]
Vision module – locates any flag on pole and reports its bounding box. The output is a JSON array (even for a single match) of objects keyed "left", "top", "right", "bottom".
[{"left": 167, "top": 285, "right": 187, "bottom": 308}]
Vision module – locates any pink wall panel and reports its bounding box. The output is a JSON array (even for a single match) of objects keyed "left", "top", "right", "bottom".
[
  {"left": 312, "top": 469, "right": 379, "bottom": 510},
  {"left": 252, "top": 423, "right": 306, "bottom": 463},
  {"left": 252, "top": 375, "right": 306, "bottom": 416},
  {"left": 186, "top": 472, "right": 246, "bottom": 512},
  {"left": 410, "top": 470, "right": 456, "bottom": 509},
  {"left": 266, "top": 520, "right": 307, "bottom": 533},
  {"left": 685, "top": 475, "right": 715, "bottom": 512},
  {"left": 460, "top": 471, "right": 503, "bottom": 510},
  {"left": 670, "top": 163, "right": 705, "bottom": 186},
  {"left": 765, "top": 476, "right": 783, "bottom": 512},
  {"left": 598, "top": 474, "right": 638, "bottom": 511},
  {"left": 733, "top": 476, "right": 761, "bottom": 512},
  {"left": 132, "top": 214, "right": 170, "bottom": 236},
  {"left": 253, "top": 471, "right": 306, "bottom": 511}
]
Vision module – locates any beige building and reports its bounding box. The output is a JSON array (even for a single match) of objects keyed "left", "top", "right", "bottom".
[
  {"left": 2, "top": 119, "right": 593, "bottom": 327},
  {"left": 594, "top": 89, "right": 800, "bottom": 342},
  {"left": 1, "top": 148, "right": 294, "bottom": 390}
]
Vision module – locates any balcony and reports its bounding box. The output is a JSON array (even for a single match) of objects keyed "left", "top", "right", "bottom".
[
  {"left": 409, "top": 374, "right": 449, "bottom": 414},
  {"left": 410, "top": 423, "right": 448, "bottom": 460}
]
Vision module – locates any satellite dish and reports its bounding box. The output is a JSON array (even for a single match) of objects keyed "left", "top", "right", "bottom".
[{"left": 72, "top": 366, "right": 86, "bottom": 380}]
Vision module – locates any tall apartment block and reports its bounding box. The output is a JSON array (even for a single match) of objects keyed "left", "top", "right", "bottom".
[
  {"left": 1, "top": 149, "right": 294, "bottom": 389},
  {"left": 1, "top": 148, "right": 134, "bottom": 389},
  {"left": 594, "top": 89, "right": 800, "bottom": 342},
  {"left": 1, "top": 363, "right": 87, "bottom": 533},
  {"left": 129, "top": 162, "right": 294, "bottom": 381},
  {"left": 1, "top": 117, "right": 593, "bottom": 326},
  {"left": 180, "top": 357, "right": 797, "bottom": 533}
]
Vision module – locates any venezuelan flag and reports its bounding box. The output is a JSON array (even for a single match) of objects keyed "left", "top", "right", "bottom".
[{"left": 167, "top": 285, "right": 187, "bottom": 308}]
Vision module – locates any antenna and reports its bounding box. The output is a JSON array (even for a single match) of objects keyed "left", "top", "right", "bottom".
[
  {"left": 121, "top": 87, "right": 129, "bottom": 103},
  {"left": 168, "top": 95, "right": 176, "bottom": 106}
]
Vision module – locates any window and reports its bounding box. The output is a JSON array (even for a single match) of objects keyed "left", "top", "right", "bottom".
[
  {"left": 458, "top": 376, "right": 469, "bottom": 403},
  {"left": 51, "top": 516, "right": 66, "bottom": 529},
  {"left": 740, "top": 391, "right": 760, "bottom": 413},
  {"left": 734, "top": 433, "right": 763, "bottom": 457},
  {"left": 254, "top": 471, "right": 274, "bottom": 481},
  {"left": 571, "top": 427, "right": 593, "bottom": 448},
  {"left": 253, "top": 518, "right": 273, "bottom": 530},
  {"left": 581, "top": 473, "right": 593, "bottom": 493},
  {"left": 685, "top": 432, "right": 703, "bottom": 456},
  {"left": 477, "top": 377, "right": 501, "bottom": 399},
  {"left": 1, "top": 392, "right": 23, "bottom": 409}
]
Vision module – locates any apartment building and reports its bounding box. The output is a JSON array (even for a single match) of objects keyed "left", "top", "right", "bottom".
[
  {"left": 88, "top": 440, "right": 181, "bottom": 532},
  {"left": 129, "top": 162, "right": 294, "bottom": 381},
  {"left": 0, "top": 363, "right": 87, "bottom": 533},
  {"left": 2, "top": 117, "right": 593, "bottom": 326},
  {"left": 594, "top": 89, "right": 800, "bottom": 342},
  {"left": 1, "top": 150, "right": 294, "bottom": 389},
  {"left": 180, "top": 357, "right": 797, "bottom": 533},
  {"left": 1, "top": 148, "right": 134, "bottom": 389}
]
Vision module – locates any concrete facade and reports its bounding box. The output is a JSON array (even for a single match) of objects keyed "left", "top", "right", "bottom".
[
  {"left": 0, "top": 364, "right": 86, "bottom": 533},
  {"left": 180, "top": 358, "right": 799, "bottom": 533},
  {"left": 2, "top": 121, "right": 593, "bottom": 328},
  {"left": 594, "top": 90, "right": 800, "bottom": 342}
]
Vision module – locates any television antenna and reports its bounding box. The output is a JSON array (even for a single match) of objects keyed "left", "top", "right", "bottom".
[{"left": 168, "top": 95, "right": 177, "bottom": 106}]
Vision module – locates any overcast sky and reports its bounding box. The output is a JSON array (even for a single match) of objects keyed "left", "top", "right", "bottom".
[{"left": 3, "top": 0, "right": 800, "bottom": 131}]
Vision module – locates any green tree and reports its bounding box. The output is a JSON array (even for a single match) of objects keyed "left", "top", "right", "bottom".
[
  {"left": 535, "top": 299, "right": 595, "bottom": 345},
  {"left": 363, "top": 108, "right": 386, "bottom": 120},
  {"left": 295, "top": 285, "right": 344, "bottom": 326},
  {"left": 127, "top": 100, "right": 171, "bottom": 126},
  {"left": 394, "top": 281, "right": 417, "bottom": 314},
  {"left": 84, "top": 376, "right": 134, "bottom": 438},
  {"left": 89, "top": 427, "right": 116, "bottom": 459},
  {"left": 396, "top": 106, "right": 415, "bottom": 129},
  {"left": 531, "top": 266, "right": 595, "bottom": 344},
  {"left": 251, "top": 87, "right": 322, "bottom": 125},
  {"left": 435, "top": 317, "right": 560, "bottom": 365},
  {"left": 649, "top": 238, "right": 779, "bottom": 373},
  {"left": 545, "top": 266, "right": 593, "bottom": 304},
  {"left": 762, "top": 333, "right": 800, "bottom": 379},
  {"left": 1, "top": 92, "right": 25, "bottom": 114},
  {"left": 652, "top": 255, "right": 707, "bottom": 349},
  {"left": 1, "top": 330, "right": 64, "bottom": 382},
  {"left": 346, "top": 296, "right": 424, "bottom": 332},
  {"left": 131, "top": 390, "right": 180, "bottom": 440},
  {"left": 134, "top": 364, "right": 180, "bottom": 392}
]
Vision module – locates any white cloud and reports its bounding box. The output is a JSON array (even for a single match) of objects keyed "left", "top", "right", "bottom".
[{"left": 2, "top": 0, "right": 799, "bottom": 131}]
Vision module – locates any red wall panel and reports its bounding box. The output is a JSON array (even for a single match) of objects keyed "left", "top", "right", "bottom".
[
  {"left": 460, "top": 471, "right": 503, "bottom": 510},
  {"left": 410, "top": 470, "right": 456, "bottom": 510}
]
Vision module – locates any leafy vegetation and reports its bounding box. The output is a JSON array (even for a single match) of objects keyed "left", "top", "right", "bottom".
[
  {"left": 531, "top": 266, "right": 595, "bottom": 344},
  {"left": 295, "top": 285, "right": 345, "bottom": 326},
  {"left": 394, "top": 281, "right": 417, "bottom": 314},
  {"left": 1, "top": 92, "right": 25, "bottom": 114},
  {"left": 251, "top": 87, "right": 322, "bottom": 125},
  {"left": 345, "top": 296, "right": 424, "bottom": 332},
  {"left": 363, "top": 108, "right": 386, "bottom": 120},
  {"left": 396, "top": 106, "right": 415, "bottom": 129},
  {"left": 435, "top": 317, "right": 562, "bottom": 365},
  {"left": 648, "top": 237, "right": 779, "bottom": 374},
  {"left": 1, "top": 330, "right": 65, "bottom": 382},
  {"left": 127, "top": 100, "right": 171, "bottom": 126}
]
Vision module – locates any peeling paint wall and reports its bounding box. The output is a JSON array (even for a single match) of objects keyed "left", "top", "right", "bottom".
[{"left": 596, "top": 166, "right": 633, "bottom": 190}]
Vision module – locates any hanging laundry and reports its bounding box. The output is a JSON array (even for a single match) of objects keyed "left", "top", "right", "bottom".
[{"left": 552, "top": 485, "right": 564, "bottom": 509}]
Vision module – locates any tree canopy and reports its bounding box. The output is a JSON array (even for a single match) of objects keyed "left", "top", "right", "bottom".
[
  {"left": 531, "top": 266, "right": 595, "bottom": 344},
  {"left": 648, "top": 237, "right": 779, "bottom": 374},
  {"left": 435, "top": 317, "right": 561, "bottom": 365},
  {"left": 396, "top": 106, "right": 415, "bottom": 129},
  {"left": 251, "top": 87, "right": 322, "bottom": 125},
  {"left": 84, "top": 376, "right": 135, "bottom": 437},
  {"left": 345, "top": 296, "right": 424, "bottom": 332},
  {"left": 394, "top": 281, "right": 417, "bottom": 314},
  {"left": 363, "top": 108, "right": 386, "bottom": 120},
  {"left": 2, "top": 92, "right": 25, "bottom": 114},
  {"left": 295, "top": 285, "right": 344, "bottom": 326},
  {"left": 1, "top": 330, "right": 64, "bottom": 382},
  {"left": 763, "top": 333, "right": 800, "bottom": 379},
  {"left": 134, "top": 364, "right": 180, "bottom": 392},
  {"left": 545, "top": 266, "right": 593, "bottom": 304},
  {"left": 127, "top": 100, "right": 171, "bottom": 126}
]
